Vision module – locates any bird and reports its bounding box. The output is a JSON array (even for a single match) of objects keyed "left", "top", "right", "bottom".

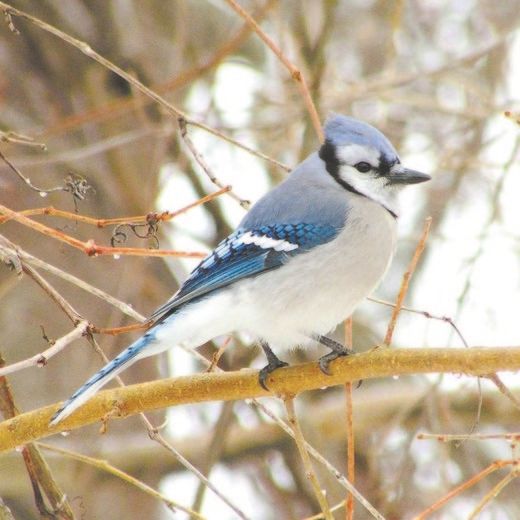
[{"left": 50, "top": 114, "right": 430, "bottom": 425}]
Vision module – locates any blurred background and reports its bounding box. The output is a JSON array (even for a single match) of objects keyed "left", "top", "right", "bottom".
[{"left": 0, "top": 0, "right": 520, "bottom": 518}]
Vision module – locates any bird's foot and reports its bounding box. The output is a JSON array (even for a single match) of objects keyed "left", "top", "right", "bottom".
[
  {"left": 258, "top": 357, "right": 289, "bottom": 391},
  {"left": 315, "top": 335, "right": 353, "bottom": 375},
  {"left": 259, "top": 341, "right": 289, "bottom": 390},
  {"left": 318, "top": 347, "right": 351, "bottom": 375}
]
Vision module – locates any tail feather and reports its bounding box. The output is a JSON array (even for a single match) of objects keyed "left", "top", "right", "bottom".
[{"left": 50, "top": 334, "right": 152, "bottom": 426}]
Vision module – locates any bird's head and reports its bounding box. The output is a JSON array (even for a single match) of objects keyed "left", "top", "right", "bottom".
[{"left": 319, "top": 114, "right": 430, "bottom": 216}]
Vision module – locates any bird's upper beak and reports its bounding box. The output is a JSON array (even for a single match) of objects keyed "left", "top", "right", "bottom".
[{"left": 388, "top": 165, "right": 431, "bottom": 185}]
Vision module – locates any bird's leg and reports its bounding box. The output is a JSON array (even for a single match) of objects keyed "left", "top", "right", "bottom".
[
  {"left": 258, "top": 341, "right": 289, "bottom": 390},
  {"left": 315, "top": 334, "right": 353, "bottom": 375}
]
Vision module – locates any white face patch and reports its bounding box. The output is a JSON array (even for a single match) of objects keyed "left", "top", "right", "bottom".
[
  {"left": 334, "top": 144, "right": 401, "bottom": 216},
  {"left": 239, "top": 231, "right": 299, "bottom": 252},
  {"left": 336, "top": 143, "right": 380, "bottom": 168}
]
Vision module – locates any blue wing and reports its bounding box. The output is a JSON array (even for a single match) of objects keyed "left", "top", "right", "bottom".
[{"left": 151, "top": 223, "right": 339, "bottom": 322}]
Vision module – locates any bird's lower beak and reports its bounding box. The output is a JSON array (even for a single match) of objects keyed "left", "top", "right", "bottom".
[{"left": 389, "top": 166, "right": 431, "bottom": 185}]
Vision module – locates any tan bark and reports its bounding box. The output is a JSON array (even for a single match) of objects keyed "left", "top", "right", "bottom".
[{"left": 1, "top": 346, "right": 519, "bottom": 453}]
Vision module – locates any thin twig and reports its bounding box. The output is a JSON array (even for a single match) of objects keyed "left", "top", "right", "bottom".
[
  {"left": 283, "top": 396, "right": 333, "bottom": 520},
  {"left": 0, "top": 129, "right": 46, "bottom": 149},
  {"left": 468, "top": 471, "right": 518, "bottom": 519},
  {"left": 177, "top": 345, "right": 385, "bottom": 519},
  {"left": 0, "top": 356, "right": 75, "bottom": 520},
  {"left": 142, "top": 414, "right": 249, "bottom": 519},
  {"left": 343, "top": 34, "right": 513, "bottom": 103},
  {"left": 254, "top": 400, "right": 384, "bottom": 520},
  {"left": 303, "top": 500, "right": 346, "bottom": 520},
  {"left": 484, "top": 373, "right": 520, "bottom": 411},
  {"left": 416, "top": 430, "right": 520, "bottom": 517},
  {"left": 19, "top": 446, "right": 75, "bottom": 519},
  {"left": 344, "top": 318, "right": 355, "bottom": 520},
  {"left": 0, "top": 1, "right": 289, "bottom": 181},
  {"left": 224, "top": 0, "right": 323, "bottom": 141},
  {"left": 0, "top": 185, "right": 229, "bottom": 251},
  {"left": 417, "top": 432, "right": 520, "bottom": 442},
  {"left": 85, "top": 336, "right": 249, "bottom": 520},
  {"left": 413, "top": 460, "right": 513, "bottom": 519},
  {"left": 0, "top": 321, "right": 89, "bottom": 378},
  {"left": 19, "top": 262, "right": 81, "bottom": 323},
  {"left": 0, "top": 203, "right": 205, "bottom": 258},
  {"left": 446, "top": 138, "right": 520, "bottom": 427},
  {"left": 383, "top": 217, "right": 432, "bottom": 346},
  {"left": 0, "top": 126, "right": 167, "bottom": 169},
  {"left": 191, "top": 401, "right": 236, "bottom": 514},
  {"left": 373, "top": 230, "right": 520, "bottom": 416},
  {"left": 0, "top": 239, "right": 145, "bottom": 322},
  {"left": 0, "top": 148, "right": 92, "bottom": 203},
  {"left": 38, "top": 442, "right": 207, "bottom": 519},
  {"left": 94, "top": 323, "right": 149, "bottom": 336},
  {"left": 3, "top": 240, "right": 149, "bottom": 337},
  {"left": 372, "top": 295, "right": 507, "bottom": 434},
  {"left": 369, "top": 297, "right": 468, "bottom": 347},
  {"left": 0, "top": 186, "right": 231, "bottom": 227},
  {"left": 178, "top": 117, "right": 250, "bottom": 208},
  {"left": 31, "top": 1, "right": 289, "bottom": 172},
  {"left": 206, "top": 337, "right": 232, "bottom": 373}
]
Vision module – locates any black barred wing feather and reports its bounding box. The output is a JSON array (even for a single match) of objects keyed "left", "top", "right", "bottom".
[{"left": 151, "top": 223, "right": 339, "bottom": 322}]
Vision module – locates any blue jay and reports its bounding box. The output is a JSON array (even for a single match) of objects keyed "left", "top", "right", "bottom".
[{"left": 50, "top": 114, "right": 430, "bottom": 425}]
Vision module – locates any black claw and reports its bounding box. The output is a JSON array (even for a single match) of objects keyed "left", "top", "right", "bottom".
[
  {"left": 258, "top": 341, "right": 289, "bottom": 390},
  {"left": 318, "top": 347, "right": 351, "bottom": 375},
  {"left": 315, "top": 335, "right": 353, "bottom": 375},
  {"left": 258, "top": 358, "right": 289, "bottom": 390}
]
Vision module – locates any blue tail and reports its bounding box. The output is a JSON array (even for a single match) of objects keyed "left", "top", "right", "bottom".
[{"left": 50, "top": 333, "right": 153, "bottom": 425}]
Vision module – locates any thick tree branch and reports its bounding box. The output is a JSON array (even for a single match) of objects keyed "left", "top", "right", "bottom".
[
  {"left": 0, "top": 346, "right": 519, "bottom": 453},
  {"left": 0, "top": 385, "right": 515, "bottom": 497}
]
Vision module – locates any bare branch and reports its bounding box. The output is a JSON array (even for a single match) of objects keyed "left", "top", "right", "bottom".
[
  {"left": 0, "top": 357, "right": 75, "bottom": 519},
  {"left": 178, "top": 117, "right": 250, "bottom": 208},
  {"left": 2, "top": 346, "right": 520, "bottom": 453},
  {"left": 0, "top": 1, "right": 289, "bottom": 175},
  {"left": 85, "top": 335, "right": 249, "bottom": 520},
  {"left": 343, "top": 318, "right": 355, "bottom": 520},
  {"left": 177, "top": 344, "right": 384, "bottom": 519},
  {"left": 0, "top": 148, "right": 83, "bottom": 198},
  {"left": 0, "top": 204, "right": 206, "bottom": 258},
  {"left": 283, "top": 396, "right": 333, "bottom": 520},
  {"left": 223, "top": 0, "right": 323, "bottom": 141},
  {"left": 38, "top": 442, "right": 207, "bottom": 519},
  {"left": 413, "top": 460, "right": 514, "bottom": 520},
  {"left": 384, "top": 217, "right": 432, "bottom": 346},
  {"left": 0, "top": 321, "right": 89, "bottom": 378},
  {"left": 0, "top": 129, "right": 46, "bottom": 149},
  {"left": 0, "top": 239, "right": 145, "bottom": 322}
]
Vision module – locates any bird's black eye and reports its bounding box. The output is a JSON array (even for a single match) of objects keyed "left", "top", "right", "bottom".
[{"left": 355, "top": 162, "right": 371, "bottom": 173}]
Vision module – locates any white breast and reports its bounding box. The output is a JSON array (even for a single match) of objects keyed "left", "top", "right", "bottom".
[{"left": 231, "top": 196, "right": 397, "bottom": 349}]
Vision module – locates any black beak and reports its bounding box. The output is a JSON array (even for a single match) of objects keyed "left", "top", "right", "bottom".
[{"left": 388, "top": 166, "right": 431, "bottom": 185}]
